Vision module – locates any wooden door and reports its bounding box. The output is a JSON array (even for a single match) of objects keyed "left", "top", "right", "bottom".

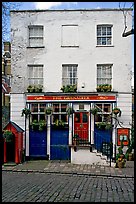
[{"left": 74, "top": 112, "right": 89, "bottom": 142}]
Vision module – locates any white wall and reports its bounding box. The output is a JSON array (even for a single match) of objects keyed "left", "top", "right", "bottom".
[{"left": 10, "top": 10, "right": 132, "bottom": 93}]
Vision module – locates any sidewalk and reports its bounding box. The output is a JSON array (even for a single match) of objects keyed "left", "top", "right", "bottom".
[{"left": 2, "top": 160, "right": 134, "bottom": 178}]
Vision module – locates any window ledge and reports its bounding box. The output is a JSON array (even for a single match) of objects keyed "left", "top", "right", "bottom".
[
  {"left": 96, "top": 45, "right": 114, "bottom": 47},
  {"left": 61, "top": 46, "right": 79, "bottom": 48},
  {"left": 27, "top": 46, "right": 45, "bottom": 48}
]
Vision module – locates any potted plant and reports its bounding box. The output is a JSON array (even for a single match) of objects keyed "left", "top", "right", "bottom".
[
  {"left": 27, "top": 85, "right": 35, "bottom": 93},
  {"left": 66, "top": 106, "right": 74, "bottom": 116},
  {"left": 39, "top": 120, "right": 46, "bottom": 131},
  {"left": 21, "top": 108, "right": 31, "bottom": 118},
  {"left": 116, "top": 139, "right": 126, "bottom": 168},
  {"left": 61, "top": 84, "right": 77, "bottom": 93},
  {"left": 96, "top": 84, "right": 112, "bottom": 92},
  {"left": 3, "top": 130, "right": 13, "bottom": 142},
  {"left": 125, "top": 138, "right": 133, "bottom": 161},
  {"left": 53, "top": 119, "right": 65, "bottom": 129},
  {"left": 90, "top": 107, "right": 99, "bottom": 115},
  {"left": 34, "top": 84, "right": 43, "bottom": 93},
  {"left": 45, "top": 107, "right": 53, "bottom": 115},
  {"left": 112, "top": 107, "right": 121, "bottom": 117},
  {"left": 31, "top": 120, "right": 39, "bottom": 130}
]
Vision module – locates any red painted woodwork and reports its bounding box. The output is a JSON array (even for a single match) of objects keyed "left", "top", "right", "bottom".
[
  {"left": 74, "top": 112, "right": 89, "bottom": 140},
  {"left": 3, "top": 122, "right": 24, "bottom": 164},
  {"left": 27, "top": 95, "right": 116, "bottom": 101}
]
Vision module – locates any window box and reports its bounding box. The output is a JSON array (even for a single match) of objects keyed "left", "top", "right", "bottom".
[{"left": 96, "top": 84, "right": 112, "bottom": 92}]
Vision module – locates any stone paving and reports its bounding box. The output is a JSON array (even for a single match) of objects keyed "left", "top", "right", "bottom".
[{"left": 2, "top": 160, "right": 134, "bottom": 177}]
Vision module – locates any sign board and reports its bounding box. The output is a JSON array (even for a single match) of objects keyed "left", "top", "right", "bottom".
[{"left": 117, "top": 128, "right": 130, "bottom": 146}]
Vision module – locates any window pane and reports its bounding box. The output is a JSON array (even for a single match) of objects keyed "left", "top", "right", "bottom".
[{"left": 83, "top": 113, "right": 88, "bottom": 123}]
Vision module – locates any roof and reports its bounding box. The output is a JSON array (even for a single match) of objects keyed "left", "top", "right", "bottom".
[
  {"left": 3, "top": 121, "right": 24, "bottom": 132},
  {"left": 10, "top": 8, "right": 133, "bottom": 13}
]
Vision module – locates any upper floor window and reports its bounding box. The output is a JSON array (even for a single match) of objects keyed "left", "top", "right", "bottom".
[
  {"left": 97, "top": 64, "right": 112, "bottom": 85},
  {"left": 97, "top": 25, "right": 112, "bottom": 46},
  {"left": 61, "top": 25, "right": 79, "bottom": 47},
  {"left": 28, "top": 65, "right": 43, "bottom": 85},
  {"left": 62, "top": 64, "right": 78, "bottom": 86},
  {"left": 28, "top": 25, "right": 44, "bottom": 47}
]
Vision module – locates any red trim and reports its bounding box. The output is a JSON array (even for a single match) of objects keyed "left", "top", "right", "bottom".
[{"left": 27, "top": 95, "right": 116, "bottom": 101}]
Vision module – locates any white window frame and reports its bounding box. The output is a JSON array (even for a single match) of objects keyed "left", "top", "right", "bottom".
[
  {"left": 28, "top": 65, "right": 43, "bottom": 86},
  {"left": 96, "top": 25, "right": 113, "bottom": 46},
  {"left": 28, "top": 25, "right": 44, "bottom": 47},
  {"left": 62, "top": 64, "right": 78, "bottom": 86},
  {"left": 97, "top": 64, "right": 112, "bottom": 86}
]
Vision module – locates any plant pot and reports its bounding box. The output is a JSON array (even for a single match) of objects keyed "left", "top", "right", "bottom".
[
  {"left": 117, "top": 161, "right": 125, "bottom": 168},
  {"left": 128, "top": 153, "right": 133, "bottom": 161}
]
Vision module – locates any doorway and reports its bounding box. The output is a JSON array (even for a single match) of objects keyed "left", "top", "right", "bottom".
[{"left": 74, "top": 112, "right": 89, "bottom": 143}]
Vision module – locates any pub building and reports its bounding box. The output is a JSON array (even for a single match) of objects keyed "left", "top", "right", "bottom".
[{"left": 9, "top": 9, "right": 132, "bottom": 165}]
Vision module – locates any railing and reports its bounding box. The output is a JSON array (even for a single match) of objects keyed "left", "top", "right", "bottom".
[
  {"left": 73, "top": 130, "right": 90, "bottom": 146},
  {"left": 94, "top": 131, "right": 113, "bottom": 165}
]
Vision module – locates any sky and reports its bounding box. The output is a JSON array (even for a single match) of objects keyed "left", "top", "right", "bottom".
[{"left": 3, "top": 2, "right": 134, "bottom": 85}]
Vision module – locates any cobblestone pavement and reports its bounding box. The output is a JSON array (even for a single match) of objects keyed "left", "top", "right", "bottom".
[
  {"left": 2, "top": 171, "right": 134, "bottom": 202},
  {"left": 2, "top": 160, "right": 134, "bottom": 178}
]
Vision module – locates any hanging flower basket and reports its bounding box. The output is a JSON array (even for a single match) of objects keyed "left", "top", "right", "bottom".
[
  {"left": 45, "top": 107, "right": 53, "bottom": 115},
  {"left": 66, "top": 106, "right": 74, "bottom": 116},
  {"left": 21, "top": 108, "right": 31, "bottom": 118},
  {"left": 90, "top": 107, "right": 99, "bottom": 115},
  {"left": 3, "top": 130, "right": 13, "bottom": 142},
  {"left": 112, "top": 107, "right": 121, "bottom": 117}
]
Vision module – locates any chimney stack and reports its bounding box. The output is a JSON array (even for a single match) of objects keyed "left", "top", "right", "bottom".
[{"left": 4, "top": 42, "right": 11, "bottom": 52}]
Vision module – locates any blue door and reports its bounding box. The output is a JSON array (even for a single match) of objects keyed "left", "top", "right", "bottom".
[
  {"left": 29, "top": 130, "right": 47, "bottom": 157},
  {"left": 50, "top": 129, "right": 70, "bottom": 160}
]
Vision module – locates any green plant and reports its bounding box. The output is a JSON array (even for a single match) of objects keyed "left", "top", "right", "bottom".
[
  {"left": 45, "top": 107, "right": 53, "bottom": 115},
  {"left": 27, "top": 84, "right": 43, "bottom": 93},
  {"left": 3, "top": 130, "right": 13, "bottom": 142},
  {"left": 61, "top": 84, "right": 77, "bottom": 93},
  {"left": 96, "top": 84, "right": 112, "bottom": 92},
  {"left": 90, "top": 107, "right": 99, "bottom": 115},
  {"left": 39, "top": 120, "right": 46, "bottom": 131},
  {"left": 31, "top": 120, "right": 46, "bottom": 131},
  {"left": 34, "top": 84, "right": 43, "bottom": 93},
  {"left": 112, "top": 107, "right": 121, "bottom": 117},
  {"left": 21, "top": 108, "right": 31, "bottom": 118},
  {"left": 27, "top": 85, "right": 35, "bottom": 93},
  {"left": 54, "top": 119, "right": 65, "bottom": 128},
  {"left": 66, "top": 106, "right": 74, "bottom": 116}
]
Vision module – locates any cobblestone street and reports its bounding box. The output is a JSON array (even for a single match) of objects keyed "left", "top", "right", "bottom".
[{"left": 2, "top": 171, "right": 134, "bottom": 202}]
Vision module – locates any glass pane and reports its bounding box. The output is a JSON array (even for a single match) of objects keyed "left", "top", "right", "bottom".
[
  {"left": 95, "top": 114, "right": 102, "bottom": 122},
  {"left": 61, "top": 114, "right": 67, "bottom": 123},
  {"left": 31, "top": 114, "right": 38, "bottom": 121},
  {"left": 75, "top": 113, "right": 80, "bottom": 123},
  {"left": 53, "top": 104, "right": 59, "bottom": 112},
  {"left": 97, "top": 27, "right": 101, "bottom": 36},
  {"left": 39, "top": 114, "right": 45, "bottom": 121},
  {"left": 102, "top": 27, "right": 106, "bottom": 35},
  {"left": 53, "top": 114, "right": 59, "bottom": 123},
  {"left": 102, "top": 38, "right": 106, "bottom": 45},
  {"left": 104, "top": 104, "right": 111, "bottom": 112},
  {"left": 31, "top": 104, "right": 38, "bottom": 112},
  {"left": 97, "top": 37, "right": 101, "bottom": 45},
  {"left": 107, "top": 27, "right": 111, "bottom": 35},
  {"left": 61, "top": 104, "right": 67, "bottom": 112},
  {"left": 83, "top": 113, "right": 88, "bottom": 123},
  {"left": 107, "top": 37, "right": 111, "bottom": 45},
  {"left": 40, "top": 104, "right": 46, "bottom": 112}
]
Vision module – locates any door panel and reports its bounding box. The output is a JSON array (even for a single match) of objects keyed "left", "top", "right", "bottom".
[{"left": 74, "top": 112, "right": 89, "bottom": 141}]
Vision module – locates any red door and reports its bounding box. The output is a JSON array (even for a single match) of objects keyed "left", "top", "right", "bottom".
[{"left": 74, "top": 112, "right": 89, "bottom": 142}]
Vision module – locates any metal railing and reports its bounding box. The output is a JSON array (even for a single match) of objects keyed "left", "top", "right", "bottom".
[{"left": 94, "top": 131, "right": 113, "bottom": 165}]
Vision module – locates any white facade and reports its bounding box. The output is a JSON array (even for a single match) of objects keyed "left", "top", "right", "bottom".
[{"left": 10, "top": 9, "right": 132, "bottom": 165}]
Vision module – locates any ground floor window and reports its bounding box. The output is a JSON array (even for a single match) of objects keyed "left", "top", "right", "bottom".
[
  {"left": 94, "top": 103, "right": 112, "bottom": 123},
  {"left": 51, "top": 103, "right": 69, "bottom": 125}
]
